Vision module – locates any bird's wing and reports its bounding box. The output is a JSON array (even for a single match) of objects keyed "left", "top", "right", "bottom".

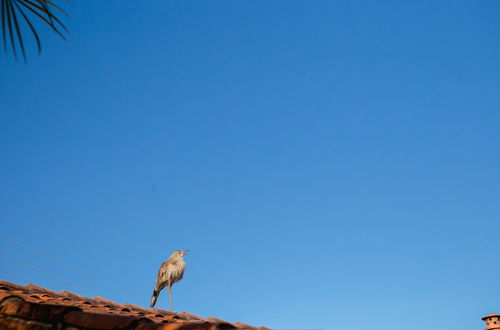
[{"left": 155, "top": 260, "right": 172, "bottom": 290}]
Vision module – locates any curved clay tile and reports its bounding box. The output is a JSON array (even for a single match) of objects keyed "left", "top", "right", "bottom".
[{"left": 0, "top": 280, "right": 268, "bottom": 330}]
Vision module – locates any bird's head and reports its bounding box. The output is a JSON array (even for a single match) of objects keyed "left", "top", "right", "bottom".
[{"left": 173, "top": 250, "right": 189, "bottom": 258}]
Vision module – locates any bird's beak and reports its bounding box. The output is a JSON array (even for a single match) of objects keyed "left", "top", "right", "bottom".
[{"left": 182, "top": 250, "right": 189, "bottom": 255}]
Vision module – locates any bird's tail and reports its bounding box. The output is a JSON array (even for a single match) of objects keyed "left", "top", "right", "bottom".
[{"left": 150, "top": 289, "right": 158, "bottom": 308}]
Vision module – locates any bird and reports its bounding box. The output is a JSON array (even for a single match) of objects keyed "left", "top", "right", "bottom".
[{"left": 150, "top": 250, "right": 188, "bottom": 311}]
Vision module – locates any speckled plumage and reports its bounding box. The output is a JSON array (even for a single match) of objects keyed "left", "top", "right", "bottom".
[{"left": 150, "top": 250, "right": 188, "bottom": 310}]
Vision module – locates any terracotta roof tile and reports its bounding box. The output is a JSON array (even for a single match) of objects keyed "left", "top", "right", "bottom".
[
  {"left": 92, "top": 296, "right": 123, "bottom": 308},
  {"left": 59, "top": 289, "right": 89, "bottom": 300},
  {"left": 0, "top": 280, "right": 269, "bottom": 329},
  {"left": 135, "top": 323, "right": 227, "bottom": 330},
  {"left": 63, "top": 310, "right": 143, "bottom": 329},
  {"left": 233, "top": 322, "right": 257, "bottom": 330},
  {"left": 178, "top": 311, "right": 206, "bottom": 321},
  {"left": 206, "top": 317, "right": 231, "bottom": 324},
  {"left": 0, "top": 315, "right": 53, "bottom": 330},
  {"left": 1, "top": 296, "right": 78, "bottom": 322},
  {"left": 0, "top": 281, "right": 24, "bottom": 291}
]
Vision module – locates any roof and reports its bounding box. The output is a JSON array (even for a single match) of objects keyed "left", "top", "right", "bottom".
[
  {"left": 0, "top": 280, "right": 270, "bottom": 330},
  {"left": 482, "top": 313, "right": 500, "bottom": 330}
]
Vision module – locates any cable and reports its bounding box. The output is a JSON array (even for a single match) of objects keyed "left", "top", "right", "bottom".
[
  {"left": 0, "top": 269, "right": 29, "bottom": 283},
  {"left": 0, "top": 233, "right": 143, "bottom": 300},
  {"left": 0, "top": 252, "right": 96, "bottom": 296}
]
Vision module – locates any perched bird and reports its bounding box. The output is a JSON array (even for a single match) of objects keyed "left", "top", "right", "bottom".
[{"left": 150, "top": 250, "right": 188, "bottom": 311}]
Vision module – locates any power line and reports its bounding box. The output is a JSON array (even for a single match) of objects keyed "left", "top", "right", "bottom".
[
  {"left": 0, "top": 234, "right": 143, "bottom": 300},
  {"left": 0, "top": 269, "right": 29, "bottom": 283},
  {"left": 0, "top": 252, "right": 95, "bottom": 296}
]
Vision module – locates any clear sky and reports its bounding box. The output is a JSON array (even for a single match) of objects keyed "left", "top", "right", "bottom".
[{"left": 1, "top": 1, "right": 499, "bottom": 329}]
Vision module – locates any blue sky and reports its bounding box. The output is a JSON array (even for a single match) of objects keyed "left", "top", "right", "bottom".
[{"left": 1, "top": 1, "right": 499, "bottom": 329}]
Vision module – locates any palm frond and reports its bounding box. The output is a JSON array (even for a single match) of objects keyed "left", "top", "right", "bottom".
[{"left": 1, "top": 0, "right": 68, "bottom": 62}]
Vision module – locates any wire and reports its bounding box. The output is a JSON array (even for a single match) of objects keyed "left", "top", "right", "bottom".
[
  {"left": 0, "top": 234, "right": 143, "bottom": 300},
  {"left": 0, "top": 269, "right": 29, "bottom": 283},
  {"left": 0, "top": 252, "right": 96, "bottom": 296}
]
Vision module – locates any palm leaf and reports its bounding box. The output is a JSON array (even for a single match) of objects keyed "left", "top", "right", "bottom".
[
  {"left": 1, "top": 0, "right": 68, "bottom": 62},
  {"left": 13, "top": 0, "right": 41, "bottom": 54}
]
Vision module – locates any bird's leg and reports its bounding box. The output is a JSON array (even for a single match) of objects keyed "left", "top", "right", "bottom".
[{"left": 168, "top": 285, "right": 173, "bottom": 312}]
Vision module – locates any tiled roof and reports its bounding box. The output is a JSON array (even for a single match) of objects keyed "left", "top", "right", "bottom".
[
  {"left": 482, "top": 314, "right": 500, "bottom": 330},
  {"left": 0, "top": 280, "right": 270, "bottom": 330}
]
